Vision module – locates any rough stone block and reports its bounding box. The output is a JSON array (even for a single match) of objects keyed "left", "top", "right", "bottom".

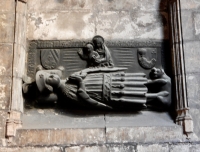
[
  {"left": 0, "top": 13, "right": 15, "bottom": 43},
  {"left": 96, "top": 0, "right": 138, "bottom": 12},
  {"left": 27, "top": 0, "right": 94, "bottom": 12},
  {"left": 11, "top": 77, "right": 23, "bottom": 112},
  {"left": 16, "top": 1, "right": 27, "bottom": 15},
  {"left": 15, "top": 13, "right": 27, "bottom": 46},
  {"left": 0, "top": 44, "right": 13, "bottom": 76},
  {"left": 27, "top": 11, "right": 95, "bottom": 40},
  {"left": 0, "top": 0, "right": 15, "bottom": 13},
  {"left": 170, "top": 144, "right": 191, "bottom": 152},
  {"left": 180, "top": 0, "right": 200, "bottom": 10},
  {"left": 13, "top": 128, "right": 105, "bottom": 146},
  {"left": 186, "top": 74, "right": 200, "bottom": 108},
  {"left": 107, "top": 144, "right": 136, "bottom": 152},
  {"left": 194, "top": 12, "right": 200, "bottom": 39},
  {"left": 0, "top": 76, "right": 12, "bottom": 110},
  {"left": 189, "top": 108, "right": 200, "bottom": 138},
  {"left": 181, "top": 10, "right": 195, "bottom": 41},
  {"left": 184, "top": 41, "right": 200, "bottom": 73},
  {"left": 12, "top": 44, "right": 26, "bottom": 78},
  {"left": 106, "top": 126, "right": 183, "bottom": 143},
  {"left": 0, "top": 110, "right": 7, "bottom": 139},
  {"left": 137, "top": 144, "right": 169, "bottom": 152},
  {"left": 65, "top": 145, "right": 107, "bottom": 152},
  {"left": 96, "top": 11, "right": 168, "bottom": 40},
  {"left": 137, "top": 0, "right": 167, "bottom": 11},
  {"left": 0, "top": 146, "right": 62, "bottom": 152}
]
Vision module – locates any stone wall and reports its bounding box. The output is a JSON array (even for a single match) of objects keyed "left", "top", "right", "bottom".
[
  {"left": 181, "top": 0, "right": 200, "bottom": 138},
  {"left": 0, "top": 0, "right": 15, "bottom": 143},
  {"left": 27, "top": 0, "right": 169, "bottom": 40},
  {"left": 1, "top": 0, "right": 200, "bottom": 151}
]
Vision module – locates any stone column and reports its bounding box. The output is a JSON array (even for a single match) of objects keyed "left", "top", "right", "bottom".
[
  {"left": 6, "top": 0, "right": 27, "bottom": 141},
  {"left": 168, "top": 0, "right": 193, "bottom": 136}
]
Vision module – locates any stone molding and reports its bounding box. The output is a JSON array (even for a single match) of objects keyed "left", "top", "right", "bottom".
[{"left": 168, "top": 0, "right": 193, "bottom": 136}]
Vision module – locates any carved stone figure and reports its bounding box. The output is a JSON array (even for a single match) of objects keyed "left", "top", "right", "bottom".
[
  {"left": 92, "top": 35, "right": 114, "bottom": 67},
  {"left": 31, "top": 67, "right": 148, "bottom": 109},
  {"left": 145, "top": 67, "right": 171, "bottom": 109},
  {"left": 137, "top": 48, "right": 157, "bottom": 69},
  {"left": 24, "top": 36, "right": 172, "bottom": 111},
  {"left": 77, "top": 43, "right": 101, "bottom": 67}
]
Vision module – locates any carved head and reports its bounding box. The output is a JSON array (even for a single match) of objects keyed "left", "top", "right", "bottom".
[
  {"left": 150, "top": 67, "right": 164, "bottom": 79},
  {"left": 92, "top": 35, "right": 104, "bottom": 48},
  {"left": 86, "top": 43, "right": 94, "bottom": 53},
  {"left": 36, "top": 71, "right": 60, "bottom": 93}
]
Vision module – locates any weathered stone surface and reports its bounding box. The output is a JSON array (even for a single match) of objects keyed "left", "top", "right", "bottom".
[
  {"left": 27, "top": 0, "right": 94, "bottom": 12},
  {"left": 181, "top": 10, "right": 195, "bottom": 41},
  {"left": 13, "top": 128, "right": 105, "bottom": 146},
  {"left": 189, "top": 108, "right": 200, "bottom": 138},
  {"left": 11, "top": 77, "right": 23, "bottom": 112},
  {"left": 186, "top": 74, "right": 200, "bottom": 108},
  {"left": 184, "top": 41, "right": 200, "bottom": 73},
  {"left": 15, "top": 13, "right": 27, "bottom": 46},
  {"left": 106, "top": 126, "right": 183, "bottom": 143},
  {"left": 0, "top": 13, "right": 15, "bottom": 43},
  {"left": 194, "top": 12, "right": 200, "bottom": 39},
  {"left": 0, "top": 146, "right": 62, "bottom": 152},
  {"left": 0, "top": 44, "right": 13, "bottom": 76},
  {"left": 0, "top": 0, "right": 15, "bottom": 13},
  {"left": 137, "top": 144, "right": 168, "bottom": 152},
  {"left": 22, "top": 110, "right": 105, "bottom": 129},
  {"left": 137, "top": 0, "right": 167, "bottom": 11},
  {"left": 107, "top": 144, "right": 136, "bottom": 152},
  {"left": 180, "top": 0, "right": 200, "bottom": 10},
  {"left": 27, "top": 11, "right": 95, "bottom": 40},
  {"left": 105, "top": 111, "right": 175, "bottom": 127},
  {"left": 16, "top": 1, "right": 27, "bottom": 15},
  {"left": 0, "top": 76, "right": 12, "bottom": 110},
  {"left": 12, "top": 44, "right": 26, "bottom": 78},
  {"left": 65, "top": 145, "right": 107, "bottom": 152},
  {"left": 0, "top": 110, "right": 7, "bottom": 139},
  {"left": 170, "top": 144, "right": 200, "bottom": 152},
  {"left": 27, "top": 0, "right": 167, "bottom": 12},
  {"left": 96, "top": 11, "right": 168, "bottom": 40}
]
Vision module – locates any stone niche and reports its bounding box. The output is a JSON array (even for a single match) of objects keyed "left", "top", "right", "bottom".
[{"left": 6, "top": 0, "right": 195, "bottom": 147}]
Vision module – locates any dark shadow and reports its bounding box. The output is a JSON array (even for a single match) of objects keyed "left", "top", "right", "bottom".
[{"left": 158, "top": 0, "right": 176, "bottom": 121}]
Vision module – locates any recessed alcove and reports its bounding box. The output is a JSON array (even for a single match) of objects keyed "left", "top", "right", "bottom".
[{"left": 7, "top": 0, "right": 194, "bottom": 146}]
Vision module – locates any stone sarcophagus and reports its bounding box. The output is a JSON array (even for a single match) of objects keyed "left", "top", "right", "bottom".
[{"left": 23, "top": 36, "right": 171, "bottom": 110}]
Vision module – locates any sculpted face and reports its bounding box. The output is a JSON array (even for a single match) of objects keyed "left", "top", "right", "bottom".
[
  {"left": 46, "top": 74, "right": 60, "bottom": 88},
  {"left": 94, "top": 38, "right": 103, "bottom": 48},
  {"left": 86, "top": 44, "right": 94, "bottom": 53},
  {"left": 151, "top": 68, "right": 163, "bottom": 79}
]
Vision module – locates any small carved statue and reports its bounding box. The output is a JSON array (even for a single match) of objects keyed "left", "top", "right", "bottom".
[
  {"left": 78, "top": 43, "right": 101, "bottom": 67},
  {"left": 145, "top": 67, "right": 171, "bottom": 110},
  {"left": 92, "top": 35, "right": 114, "bottom": 67}
]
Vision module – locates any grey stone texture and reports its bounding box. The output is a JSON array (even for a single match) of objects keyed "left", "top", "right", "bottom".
[
  {"left": 13, "top": 128, "right": 105, "bottom": 146},
  {"left": 0, "top": 0, "right": 200, "bottom": 151},
  {"left": 26, "top": 0, "right": 169, "bottom": 40},
  {"left": 180, "top": 0, "right": 200, "bottom": 138}
]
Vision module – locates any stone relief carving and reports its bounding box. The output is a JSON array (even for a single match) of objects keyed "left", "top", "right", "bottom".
[
  {"left": 137, "top": 48, "right": 157, "bottom": 69},
  {"left": 23, "top": 36, "right": 171, "bottom": 110}
]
